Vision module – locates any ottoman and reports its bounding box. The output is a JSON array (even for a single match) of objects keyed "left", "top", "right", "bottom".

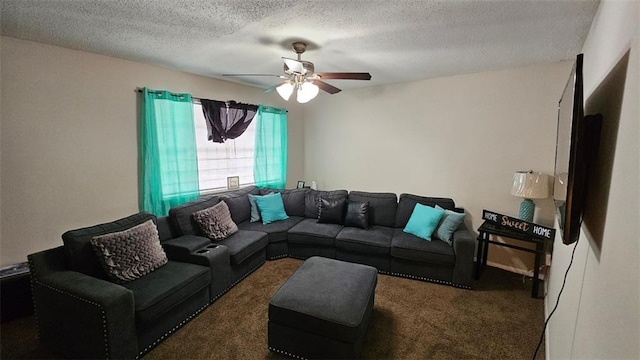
[{"left": 268, "top": 256, "right": 378, "bottom": 359}]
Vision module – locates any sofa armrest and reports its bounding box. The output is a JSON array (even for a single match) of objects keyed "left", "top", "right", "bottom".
[
  {"left": 29, "top": 248, "right": 137, "bottom": 359},
  {"left": 451, "top": 225, "right": 475, "bottom": 287},
  {"left": 163, "top": 235, "right": 212, "bottom": 260}
]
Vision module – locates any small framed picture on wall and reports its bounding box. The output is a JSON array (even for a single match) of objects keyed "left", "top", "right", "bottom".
[
  {"left": 227, "top": 176, "right": 240, "bottom": 189},
  {"left": 296, "top": 181, "right": 305, "bottom": 189}
]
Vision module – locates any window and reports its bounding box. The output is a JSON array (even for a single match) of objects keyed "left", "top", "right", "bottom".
[{"left": 193, "top": 103, "right": 257, "bottom": 193}]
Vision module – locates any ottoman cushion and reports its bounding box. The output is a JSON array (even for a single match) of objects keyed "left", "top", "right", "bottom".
[{"left": 269, "top": 256, "right": 377, "bottom": 343}]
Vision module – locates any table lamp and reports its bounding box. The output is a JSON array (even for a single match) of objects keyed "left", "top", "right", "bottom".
[{"left": 511, "top": 171, "right": 550, "bottom": 222}]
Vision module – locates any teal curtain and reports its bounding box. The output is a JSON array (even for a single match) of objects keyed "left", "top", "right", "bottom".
[
  {"left": 140, "top": 88, "right": 199, "bottom": 216},
  {"left": 253, "top": 105, "right": 288, "bottom": 189}
]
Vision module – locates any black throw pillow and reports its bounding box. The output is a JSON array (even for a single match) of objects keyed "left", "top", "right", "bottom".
[
  {"left": 344, "top": 201, "right": 370, "bottom": 229},
  {"left": 318, "top": 197, "right": 346, "bottom": 225}
]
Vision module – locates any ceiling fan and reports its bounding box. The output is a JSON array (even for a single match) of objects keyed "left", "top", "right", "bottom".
[{"left": 223, "top": 42, "right": 372, "bottom": 103}]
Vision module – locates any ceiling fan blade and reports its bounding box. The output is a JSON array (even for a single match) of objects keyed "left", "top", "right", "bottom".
[
  {"left": 316, "top": 72, "right": 372, "bottom": 80},
  {"left": 282, "top": 57, "right": 305, "bottom": 74},
  {"left": 222, "top": 73, "right": 284, "bottom": 77},
  {"left": 312, "top": 80, "right": 341, "bottom": 94}
]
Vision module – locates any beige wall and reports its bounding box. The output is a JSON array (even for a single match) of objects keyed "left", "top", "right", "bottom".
[
  {"left": 3, "top": 27, "right": 622, "bottom": 283},
  {"left": 303, "top": 62, "right": 571, "bottom": 273},
  {"left": 546, "top": 1, "right": 639, "bottom": 359},
  {"left": 0, "top": 36, "right": 304, "bottom": 266}
]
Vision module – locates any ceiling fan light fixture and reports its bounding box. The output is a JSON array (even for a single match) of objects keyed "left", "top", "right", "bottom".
[
  {"left": 225, "top": 41, "right": 370, "bottom": 102},
  {"left": 296, "top": 82, "right": 319, "bottom": 103},
  {"left": 276, "top": 82, "right": 294, "bottom": 101}
]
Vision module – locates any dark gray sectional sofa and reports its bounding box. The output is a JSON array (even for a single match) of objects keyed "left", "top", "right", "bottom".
[
  {"left": 28, "top": 185, "right": 475, "bottom": 359},
  {"left": 209, "top": 186, "right": 475, "bottom": 288}
]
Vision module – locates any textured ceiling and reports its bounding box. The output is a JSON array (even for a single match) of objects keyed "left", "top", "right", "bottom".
[{"left": 1, "top": 0, "right": 600, "bottom": 91}]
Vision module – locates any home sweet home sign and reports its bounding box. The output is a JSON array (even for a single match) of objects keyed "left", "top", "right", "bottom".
[{"left": 482, "top": 209, "right": 556, "bottom": 241}]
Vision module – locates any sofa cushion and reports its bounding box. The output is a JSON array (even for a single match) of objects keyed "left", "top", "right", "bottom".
[
  {"left": 220, "top": 186, "right": 259, "bottom": 224},
  {"left": 62, "top": 212, "right": 156, "bottom": 279},
  {"left": 305, "top": 189, "right": 348, "bottom": 219},
  {"left": 403, "top": 203, "right": 445, "bottom": 241},
  {"left": 216, "top": 230, "right": 268, "bottom": 266},
  {"left": 390, "top": 228, "right": 455, "bottom": 265},
  {"left": 260, "top": 188, "right": 308, "bottom": 217},
  {"left": 192, "top": 201, "right": 238, "bottom": 240},
  {"left": 395, "top": 194, "right": 456, "bottom": 228},
  {"left": 162, "top": 235, "right": 212, "bottom": 257},
  {"left": 287, "top": 218, "right": 342, "bottom": 246},
  {"left": 318, "top": 197, "right": 346, "bottom": 225},
  {"left": 434, "top": 205, "right": 466, "bottom": 245},
  {"left": 168, "top": 196, "right": 221, "bottom": 236},
  {"left": 335, "top": 226, "right": 393, "bottom": 255},
  {"left": 90, "top": 219, "right": 168, "bottom": 283},
  {"left": 344, "top": 201, "right": 370, "bottom": 229},
  {"left": 347, "top": 191, "right": 397, "bottom": 228},
  {"left": 238, "top": 216, "right": 304, "bottom": 243},
  {"left": 254, "top": 193, "right": 289, "bottom": 224},
  {"left": 122, "top": 260, "right": 210, "bottom": 326}
]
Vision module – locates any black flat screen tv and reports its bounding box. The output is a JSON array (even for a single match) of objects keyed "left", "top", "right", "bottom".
[{"left": 553, "top": 54, "right": 602, "bottom": 245}]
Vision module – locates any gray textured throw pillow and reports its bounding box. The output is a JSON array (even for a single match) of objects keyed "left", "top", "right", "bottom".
[
  {"left": 90, "top": 219, "right": 168, "bottom": 283},
  {"left": 192, "top": 200, "right": 238, "bottom": 240}
]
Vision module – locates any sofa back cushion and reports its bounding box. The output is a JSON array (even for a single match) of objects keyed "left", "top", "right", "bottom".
[
  {"left": 168, "top": 196, "right": 221, "bottom": 236},
  {"left": 348, "top": 191, "right": 398, "bottom": 227},
  {"left": 62, "top": 212, "right": 156, "bottom": 279},
  {"left": 304, "top": 189, "right": 348, "bottom": 219},
  {"left": 220, "top": 186, "right": 259, "bottom": 224},
  {"left": 395, "top": 193, "right": 456, "bottom": 228},
  {"left": 259, "top": 188, "right": 308, "bottom": 217},
  {"left": 156, "top": 216, "right": 175, "bottom": 242}
]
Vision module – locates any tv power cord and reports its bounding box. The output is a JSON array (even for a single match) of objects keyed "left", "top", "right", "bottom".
[{"left": 532, "top": 237, "right": 580, "bottom": 360}]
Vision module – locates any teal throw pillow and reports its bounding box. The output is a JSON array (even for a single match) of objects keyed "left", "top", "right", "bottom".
[
  {"left": 403, "top": 203, "right": 445, "bottom": 241},
  {"left": 248, "top": 194, "right": 262, "bottom": 222},
  {"left": 434, "top": 205, "right": 466, "bottom": 245},
  {"left": 254, "top": 192, "right": 289, "bottom": 225}
]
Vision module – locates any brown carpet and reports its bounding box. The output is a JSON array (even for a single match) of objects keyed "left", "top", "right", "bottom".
[{"left": 1, "top": 258, "right": 545, "bottom": 359}]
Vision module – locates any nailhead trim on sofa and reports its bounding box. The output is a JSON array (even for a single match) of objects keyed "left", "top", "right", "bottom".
[
  {"left": 27, "top": 260, "right": 41, "bottom": 339},
  {"left": 137, "top": 304, "right": 208, "bottom": 358},
  {"left": 269, "top": 346, "right": 308, "bottom": 360},
  {"left": 29, "top": 266, "right": 110, "bottom": 358},
  {"left": 209, "top": 261, "right": 265, "bottom": 303},
  {"left": 285, "top": 253, "right": 471, "bottom": 289},
  {"left": 29, "top": 253, "right": 216, "bottom": 360},
  {"left": 268, "top": 253, "right": 289, "bottom": 260},
  {"left": 388, "top": 271, "right": 472, "bottom": 290},
  {"left": 138, "top": 260, "right": 265, "bottom": 358}
]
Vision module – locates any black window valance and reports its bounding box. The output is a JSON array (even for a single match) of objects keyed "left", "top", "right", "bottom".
[{"left": 200, "top": 99, "right": 258, "bottom": 143}]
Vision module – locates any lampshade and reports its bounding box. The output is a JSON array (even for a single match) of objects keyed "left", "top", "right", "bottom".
[
  {"left": 296, "top": 82, "right": 319, "bottom": 103},
  {"left": 511, "top": 171, "right": 551, "bottom": 199},
  {"left": 276, "top": 82, "right": 294, "bottom": 101}
]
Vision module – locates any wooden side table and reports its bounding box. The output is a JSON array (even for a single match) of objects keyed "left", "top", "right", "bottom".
[{"left": 475, "top": 221, "right": 547, "bottom": 298}]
